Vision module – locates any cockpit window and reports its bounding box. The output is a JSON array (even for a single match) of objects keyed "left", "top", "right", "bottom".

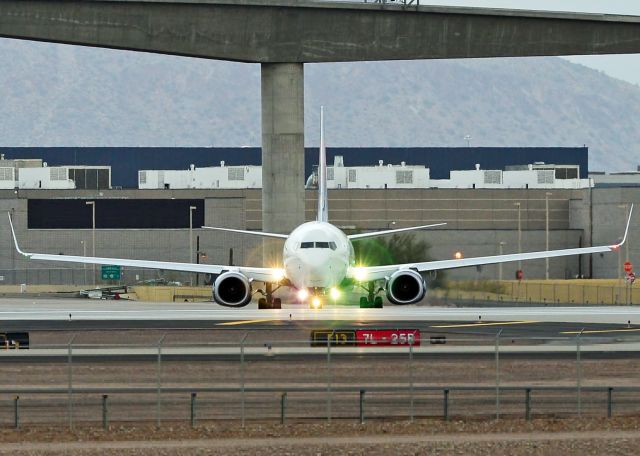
[{"left": 300, "top": 241, "right": 338, "bottom": 249}]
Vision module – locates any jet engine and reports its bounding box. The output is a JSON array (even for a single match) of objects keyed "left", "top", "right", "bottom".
[
  {"left": 385, "top": 269, "right": 427, "bottom": 305},
  {"left": 213, "top": 272, "right": 252, "bottom": 307}
]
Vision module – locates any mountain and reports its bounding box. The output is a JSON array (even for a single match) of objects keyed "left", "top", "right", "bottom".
[{"left": 1, "top": 38, "right": 639, "bottom": 171}]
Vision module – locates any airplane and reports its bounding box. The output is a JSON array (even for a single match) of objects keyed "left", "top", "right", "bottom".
[{"left": 7, "top": 109, "right": 633, "bottom": 310}]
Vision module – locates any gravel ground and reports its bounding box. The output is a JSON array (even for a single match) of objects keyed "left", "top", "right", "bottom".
[{"left": 1, "top": 417, "right": 640, "bottom": 455}]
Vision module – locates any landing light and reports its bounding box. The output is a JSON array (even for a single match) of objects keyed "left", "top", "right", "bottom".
[
  {"left": 272, "top": 268, "right": 286, "bottom": 282},
  {"left": 297, "top": 288, "right": 309, "bottom": 301},
  {"left": 311, "top": 297, "right": 322, "bottom": 308},
  {"left": 330, "top": 287, "right": 341, "bottom": 300},
  {"left": 353, "top": 267, "right": 368, "bottom": 282}
]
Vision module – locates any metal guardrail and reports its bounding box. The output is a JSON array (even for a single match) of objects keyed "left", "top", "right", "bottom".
[
  {"left": 3, "top": 335, "right": 640, "bottom": 429},
  {"left": 6, "top": 385, "right": 629, "bottom": 429}
]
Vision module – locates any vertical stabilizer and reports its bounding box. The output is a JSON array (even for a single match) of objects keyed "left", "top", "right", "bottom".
[{"left": 318, "top": 107, "right": 328, "bottom": 222}]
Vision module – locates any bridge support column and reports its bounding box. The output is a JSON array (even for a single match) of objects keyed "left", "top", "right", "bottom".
[{"left": 261, "top": 63, "right": 305, "bottom": 263}]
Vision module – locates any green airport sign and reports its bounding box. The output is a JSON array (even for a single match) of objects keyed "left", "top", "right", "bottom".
[{"left": 101, "top": 265, "right": 121, "bottom": 280}]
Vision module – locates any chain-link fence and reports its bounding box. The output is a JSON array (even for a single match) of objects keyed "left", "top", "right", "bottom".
[
  {"left": 2, "top": 334, "right": 640, "bottom": 428},
  {"left": 0, "top": 268, "right": 208, "bottom": 287}
]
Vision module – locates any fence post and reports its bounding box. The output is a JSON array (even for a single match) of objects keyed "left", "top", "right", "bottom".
[
  {"left": 409, "top": 340, "right": 414, "bottom": 422},
  {"left": 525, "top": 388, "right": 531, "bottom": 421},
  {"left": 495, "top": 329, "right": 502, "bottom": 419},
  {"left": 156, "top": 333, "right": 166, "bottom": 428},
  {"left": 240, "top": 332, "right": 248, "bottom": 427},
  {"left": 607, "top": 387, "right": 613, "bottom": 418},
  {"left": 443, "top": 389, "right": 449, "bottom": 421},
  {"left": 359, "top": 390, "right": 365, "bottom": 424},
  {"left": 576, "top": 329, "right": 584, "bottom": 417},
  {"left": 14, "top": 396, "right": 19, "bottom": 429},
  {"left": 102, "top": 394, "right": 108, "bottom": 430},
  {"left": 68, "top": 334, "right": 77, "bottom": 430},
  {"left": 280, "top": 392, "right": 287, "bottom": 425},
  {"left": 190, "top": 393, "right": 197, "bottom": 428}
]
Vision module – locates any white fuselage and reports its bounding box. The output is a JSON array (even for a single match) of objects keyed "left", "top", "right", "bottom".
[{"left": 283, "top": 221, "right": 354, "bottom": 290}]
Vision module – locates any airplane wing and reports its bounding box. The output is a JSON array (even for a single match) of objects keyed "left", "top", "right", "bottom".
[
  {"left": 348, "top": 223, "right": 447, "bottom": 240},
  {"left": 8, "top": 215, "right": 279, "bottom": 283},
  {"left": 201, "top": 226, "right": 288, "bottom": 239},
  {"left": 348, "top": 205, "right": 633, "bottom": 281}
]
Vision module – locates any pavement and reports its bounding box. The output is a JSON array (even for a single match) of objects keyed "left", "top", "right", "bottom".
[{"left": 1, "top": 298, "right": 640, "bottom": 324}]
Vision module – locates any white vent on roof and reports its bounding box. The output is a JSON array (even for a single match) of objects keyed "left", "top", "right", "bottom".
[
  {"left": 50, "top": 167, "right": 66, "bottom": 181},
  {"left": 396, "top": 170, "right": 413, "bottom": 184},
  {"left": 537, "top": 170, "right": 554, "bottom": 184},
  {"left": 228, "top": 167, "right": 245, "bottom": 181},
  {"left": 348, "top": 169, "right": 357, "bottom": 183},
  {"left": 483, "top": 170, "right": 502, "bottom": 184},
  {"left": 0, "top": 168, "right": 12, "bottom": 181}
]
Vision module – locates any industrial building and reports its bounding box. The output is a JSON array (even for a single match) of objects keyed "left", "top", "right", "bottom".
[
  {"left": 0, "top": 145, "right": 630, "bottom": 286},
  {"left": 0, "top": 147, "right": 589, "bottom": 188},
  {"left": 136, "top": 157, "right": 590, "bottom": 190},
  {"left": 0, "top": 156, "right": 111, "bottom": 190},
  {"left": 138, "top": 163, "right": 261, "bottom": 190},
  {"left": 0, "top": 185, "right": 632, "bottom": 286}
]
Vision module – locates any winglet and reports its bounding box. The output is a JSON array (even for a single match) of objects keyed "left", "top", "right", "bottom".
[
  {"left": 611, "top": 204, "right": 634, "bottom": 250},
  {"left": 7, "top": 212, "right": 30, "bottom": 257}
]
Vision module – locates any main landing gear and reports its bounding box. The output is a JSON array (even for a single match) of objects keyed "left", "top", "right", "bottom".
[
  {"left": 258, "top": 282, "right": 282, "bottom": 309},
  {"left": 359, "top": 296, "right": 383, "bottom": 309},
  {"left": 359, "top": 281, "right": 383, "bottom": 308}
]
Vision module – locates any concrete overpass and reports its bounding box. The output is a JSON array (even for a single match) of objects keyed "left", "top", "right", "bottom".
[{"left": 1, "top": 0, "right": 640, "bottom": 235}]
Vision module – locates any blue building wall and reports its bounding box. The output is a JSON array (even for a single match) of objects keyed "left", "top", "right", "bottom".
[{"left": 0, "top": 147, "right": 588, "bottom": 188}]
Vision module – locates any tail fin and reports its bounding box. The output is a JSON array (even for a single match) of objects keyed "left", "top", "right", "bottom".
[{"left": 317, "top": 106, "right": 328, "bottom": 222}]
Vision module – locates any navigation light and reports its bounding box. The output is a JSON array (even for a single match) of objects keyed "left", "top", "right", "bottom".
[
  {"left": 330, "top": 287, "right": 341, "bottom": 300},
  {"left": 297, "top": 288, "right": 309, "bottom": 301}
]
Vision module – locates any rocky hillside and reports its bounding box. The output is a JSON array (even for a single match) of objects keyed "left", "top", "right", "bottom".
[{"left": 1, "top": 38, "right": 639, "bottom": 171}]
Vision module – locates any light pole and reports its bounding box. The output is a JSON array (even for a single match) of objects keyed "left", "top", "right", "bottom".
[
  {"left": 81, "top": 240, "right": 86, "bottom": 285},
  {"left": 545, "top": 192, "right": 552, "bottom": 280},
  {"left": 464, "top": 134, "right": 472, "bottom": 147},
  {"left": 189, "top": 206, "right": 197, "bottom": 285},
  {"left": 85, "top": 201, "right": 95, "bottom": 286},
  {"left": 498, "top": 241, "right": 506, "bottom": 281},
  {"left": 514, "top": 202, "right": 522, "bottom": 271}
]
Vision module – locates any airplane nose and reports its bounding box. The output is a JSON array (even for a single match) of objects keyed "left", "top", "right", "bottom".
[{"left": 301, "top": 253, "right": 332, "bottom": 284}]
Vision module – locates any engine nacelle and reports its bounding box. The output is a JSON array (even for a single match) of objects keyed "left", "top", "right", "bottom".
[
  {"left": 213, "top": 272, "right": 252, "bottom": 307},
  {"left": 385, "top": 269, "right": 427, "bottom": 305}
]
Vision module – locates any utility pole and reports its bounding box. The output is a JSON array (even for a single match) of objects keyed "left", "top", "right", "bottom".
[
  {"left": 85, "top": 201, "right": 95, "bottom": 286},
  {"left": 189, "top": 206, "right": 197, "bottom": 285},
  {"left": 514, "top": 202, "right": 522, "bottom": 271},
  {"left": 545, "top": 192, "right": 552, "bottom": 280}
]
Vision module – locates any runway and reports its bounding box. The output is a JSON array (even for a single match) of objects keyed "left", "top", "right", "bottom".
[
  {"left": 2, "top": 298, "right": 640, "bottom": 339},
  {"left": 1, "top": 298, "right": 639, "bottom": 323}
]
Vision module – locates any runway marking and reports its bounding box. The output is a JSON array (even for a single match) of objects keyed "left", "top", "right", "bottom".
[
  {"left": 561, "top": 328, "right": 640, "bottom": 335},
  {"left": 216, "top": 319, "right": 277, "bottom": 326},
  {"left": 430, "top": 321, "right": 539, "bottom": 329}
]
